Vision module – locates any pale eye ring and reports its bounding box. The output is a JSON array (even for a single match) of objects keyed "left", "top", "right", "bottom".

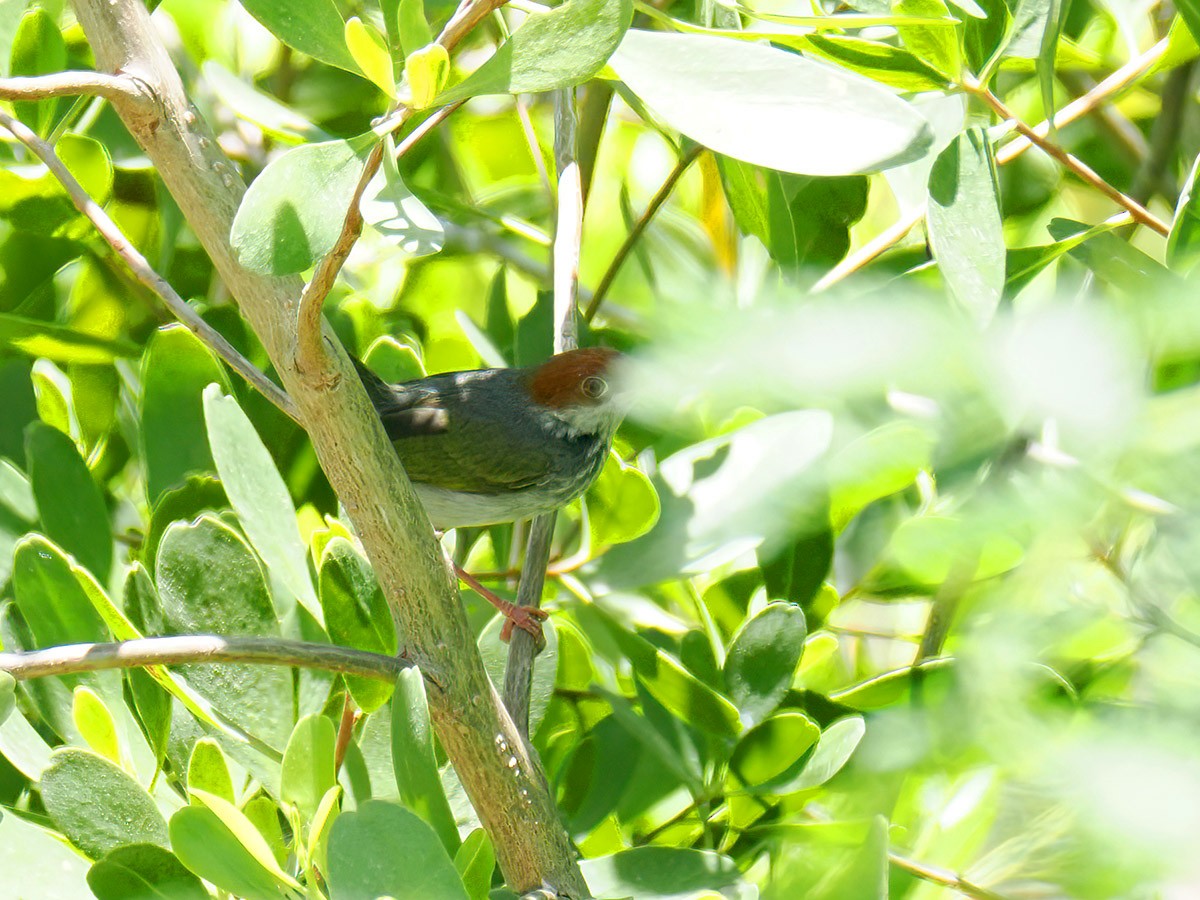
[{"left": 581, "top": 375, "right": 608, "bottom": 400}]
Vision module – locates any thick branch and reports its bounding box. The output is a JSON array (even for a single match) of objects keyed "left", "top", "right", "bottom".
[
  {"left": 0, "top": 635, "right": 410, "bottom": 682},
  {"left": 0, "top": 109, "right": 300, "bottom": 423},
  {"left": 69, "top": 0, "right": 586, "bottom": 892},
  {"left": 0, "top": 70, "right": 143, "bottom": 102}
]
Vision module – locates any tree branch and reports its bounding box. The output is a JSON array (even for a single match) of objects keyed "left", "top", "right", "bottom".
[
  {"left": 0, "top": 109, "right": 300, "bottom": 423},
  {"left": 889, "top": 851, "right": 1012, "bottom": 900},
  {"left": 0, "top": 70, "right": 144, "bottom": 102},
  {"left": 0, "top": 635, "right": 411, "bottom": 682},
  {"left": 68, "top": 0, "right": 588, "bottom": 892},
  {"left": 504, "top": 87, "right": 585, "bottom": 736}
]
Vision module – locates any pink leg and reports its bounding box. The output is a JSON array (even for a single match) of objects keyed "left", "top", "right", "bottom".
[{"left": 454, "top": 563, "right": 547, "bottom": 643}]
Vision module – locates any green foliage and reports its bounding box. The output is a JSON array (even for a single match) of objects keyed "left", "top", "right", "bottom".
[{"left": 4, "top": 0, "right": 1200, "bottom": 897}]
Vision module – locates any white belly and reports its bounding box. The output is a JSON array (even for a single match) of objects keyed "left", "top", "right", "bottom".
[{"left": 413, "top": 483, "right": 564, "bottom": 530}]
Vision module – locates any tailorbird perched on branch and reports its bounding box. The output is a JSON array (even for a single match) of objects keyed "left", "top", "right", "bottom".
[{"left": 353, "top": 347, "right": 624, "bottom": 639}]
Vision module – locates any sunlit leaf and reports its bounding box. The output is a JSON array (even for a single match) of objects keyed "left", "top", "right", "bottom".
[{"left": 239, "top": 0, "right": 358, "bottom": 71}]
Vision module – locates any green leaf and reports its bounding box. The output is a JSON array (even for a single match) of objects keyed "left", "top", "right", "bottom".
[
  {"left": 717, "top": 156, "right": 770, "bottom": 246},
  {"left": 0, "top": 312, "right": 138, "bottom": 364},
  {"left": 397, "top": 0, "right": 433, "bottom": 57},
  {"left": 868, "top": 515, "right": 1023, "bottom": 590},
  {"left": 392, "top": 668, "right": 460, "bottom": 854},
  {"left": 1004, "top": 218, "right": 1118, "bottom": 296},
  {"left": 141, "top": 326, "right": 228, "bottom": 502},
  {"left": 802, "top": 33, "right": 954, "bottom": 90},
  {"left": 307, "top": 786, "right": 342, "bottom": 875},
  {"left": 169, "top": 803, "right": 296, "bottom": 900},
  {"left": 829, "top": 421, "right": 932, "bottom": 531},
  {"left": 365, "top": 335, "right": 425, "bottom": 381},
  {"left": 73, "top": 686, "right": 121, "bottom": 764},
  {"left": 143, "top": 475, "right": 229, "bottom": 568},
  {"left": 0, "top": 804, "right": 92, "bottom": 897},
  {"left": 580, "top": 847, "right": 743, "bottom": 899},
  {"left": 202, "top": 61, "right": 331, "bottom": 144},
  {"left": 730, "top": 710, "right": 820, "bottom": 787},
  {"left": 0, "top": 672, "right": 14, "bottom": 728},
  {"left": 281, "top": 713, "right": 337, "bottom": 822},
  {"left": 831, "top": 658, "right": 954, "bottom": 709},
  {"left": 1168, "top": 152, "right": 1200, "bottom": 273},
  {"left": 724, "top": 602, "right": 807, "bottom": 727},
  {"left": 346, "top": 16, "right": 396, "bottom": 97},
  {"left": 609, "top": 30, "right": 933, "bottom": 175},
  {"left": 962, "top": 0, "right": 1011, "bottom": 75},
  {"left": 204, "top": 386, "right": 321, "bottom": 622},
  {"left": 1169, "top": 4, "right": 1200, "bottom": 55},
  {"left": 188, "top": 738, "right": 235, "bottom": 803},
  {"left": 156, "top": 516, "right": 292, "bottom": 750},
  {"left": 10, "top": 8, "right": 67, "bottom": 137},
  {"left": 326, "top": 800, "right": 469, "bottom": 899},
  {"left": 895, "top": 0, "right": 961, "bottom": 79},
  {"left": 453, "top": 829, "right": 495, "bottom": 900},
  {"left": 766, "top": 173, "right": 869, "bottom": 272},
  {"left": 593, "top": 606, "right": 742, "bottom": 737},
  {"left": 239, "top": 0, "right": 358, "bottom": 72},
  {"left": 587, "top": 452, "right": 660, "bottom": 546},
  {"left": 40, "top": 748, "right": 169, "bottom": 860},
  {"left": 244, "top": 795, "right": 289, "bottom": 868},
  {"left": 231, "top": 139, "right": 366, "bottom": 275},
  {"left": 437, "top": 0, "right": 633, "bottom": 103},
  {"left": 87, "top": 844, "right": 209, "bottom": 900},
  {"left": 361, "top": 133, "right": 445, "bottom": 257},
  {"left": 406, "top": 43, "right": 449, "bottom": 108},
  {"left": 319, "top": 537, "right": 397, "bottom": 712},
  {"left": 26, "top": 423, "right": 113, "bottom": 581},
  {"left": 927, "top": 126, "right": 1005, "bottom": 324},
  {"left": 12, "top": 535, "right": 107, "bottom": 649},
  {"left": 769, "top": 715, "right": 866, "bottom": 793}
]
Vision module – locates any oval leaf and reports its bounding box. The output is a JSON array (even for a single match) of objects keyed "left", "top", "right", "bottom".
[
  {"left": 724, "top": 602, "right": 807, "bottom": 727},
  {"left": 391, "top": 668, "right": 460, "bottom": 855}
]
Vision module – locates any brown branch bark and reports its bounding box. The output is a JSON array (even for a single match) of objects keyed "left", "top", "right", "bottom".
[
  {"left": 0, "top": 70, "right": 142, "bottom": 102},
  {"left": 68, "top": 0, "right": 587, "bottom": 893}
]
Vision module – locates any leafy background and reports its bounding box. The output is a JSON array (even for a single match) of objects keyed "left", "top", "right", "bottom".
[{"left": 2, "top": 0, "right": 1200, "bottom": 896}]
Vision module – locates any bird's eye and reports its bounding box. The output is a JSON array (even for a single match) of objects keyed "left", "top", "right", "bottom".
[{"left": 581, "top": 375, "right": 608, "bottom": 400}]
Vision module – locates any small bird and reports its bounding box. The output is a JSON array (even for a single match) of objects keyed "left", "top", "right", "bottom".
[{"left": 353, "top": 347, "right": 624, "bottom": 639}]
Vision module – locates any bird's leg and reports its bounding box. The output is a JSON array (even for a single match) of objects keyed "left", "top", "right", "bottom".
[{"left": 453, "top": 562, "right": 548, "bottom": 643}]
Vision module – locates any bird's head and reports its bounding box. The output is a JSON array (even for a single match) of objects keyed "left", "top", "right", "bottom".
[{"left": 526, "top": 347, "right": 624, "bottom": 438}]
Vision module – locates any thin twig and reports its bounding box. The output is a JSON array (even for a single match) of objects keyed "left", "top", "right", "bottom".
[
  {"left": 889, "top": 851, "right": 1012, "bottom": 900},
  {"left": 0, "top": 70, "right": 143, "bottom": 102},
  {"left": 966, "top": 78, "right": 1169, "bottom": 235},
  {"left": 503, "top": 86, "right": 584, "bottom": 736},
  {"left": 815, "top": 39, "right": 1171, "bottom": 292},
  {"left": 516, "top": 94, "right": 553, "bottom": 195},
  {"left": 295, "top": 101, "right": 463, "bottom": 378},
  {"left": 584, "top": 143, "right": 703, "bottom": 321},
  {"left": 0, "top": 109, "right": 300, "bottom": 422},
  {"left": 0, "top": 634, "right": 412, "bottom": 682}
]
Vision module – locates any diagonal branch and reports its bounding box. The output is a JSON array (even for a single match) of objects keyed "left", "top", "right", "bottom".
[
  {"left": 0, "top": 635, "right": 413, "bottom": 683},
  {"left": 0, "top": 109, "right": 300, "bottom": 422}
]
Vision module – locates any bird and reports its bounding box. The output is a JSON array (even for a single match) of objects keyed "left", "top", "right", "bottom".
[{"left": 353, "top": 347, "right": 624, "bottom": 640}]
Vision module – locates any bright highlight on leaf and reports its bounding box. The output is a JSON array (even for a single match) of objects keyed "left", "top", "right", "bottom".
[
  {"left": 405, "top": 43, "right": 449, "bottom": 108},
  {"left": 346, "top": 16, "right": 397, "bottom": 97}
]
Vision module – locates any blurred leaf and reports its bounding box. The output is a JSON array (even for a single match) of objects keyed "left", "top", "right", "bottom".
[
  {"left": 141, "top": 326, "right": 227, "bottom": 503},
  {"left": 239, "top": 0, "right": 358, "bottom": 72},
  {"left": 188, "top": 738, "right": 235, "bottom": 803},
  {"left": 406, "top": 43, "right": 449, "bottom": 108},
  {"left": 611, "top": 30, "right": 932, "bottom": 175},
  {"left": 830, "top": 421, "right": 931, "bottom": 531},
  {"left": 231, "top": 139, "right": 365, "bottom": 275},
  {"left": 10, "top": 8, "right": 66, "bottom": 136},
  {"left": 759, "top": 530, "right": 832, "bottom": 612},
  {"left": 364, "top": 335, "right": 425, "bottom": 380},
  {"left": 26, "top": 423, "right": 112, "bottom": 581},
  {"left": 895, "top": 0, "right": 961, "bottom": 78},
  {"left": 478, "top": 613, "right": 559, "bottom": 737},
  {"left": 72, "top": 686, "right": 120, "bottom": 764},
  {"left": 392, "top": 669, "right": 460, "bottom": 855},
  {"left": 731, "top": 711, "right": 820, "bottom": 787},
  {"left": 1175, "top": 0, "right": 1200, "bottom": 44},
  {"left": 156, "top": 516, "right": 292, "bottom": 750},
  {"left": 281, "top": 714, "right": 337, "bottom": 822},
  {"left": 963, "top": 0, "right": 1011, "bottom": 74},
  {"left": 453, "top": 828, "right": 495, "bottom": 900},
  {"left": 362, "top": 134, "right": 445, "bottom": 257},
  {"left": 396, "top": 0, "right": 433, "bottom": 57},
  {"left": 326, "top": 800, "right": 469, "bottom": 899},
  {"left": 1004, "top": 218, "right": 1117, "bottom": 296},
  {"left": 438, "top": 0, "right": 633, "bottom": 103},
  {"left": 724, "top": 602, "right": 807, "bottom": 727},
  {"left": 0, "top": 805, "right": 92, "bottom": 897},
  {"left": 515, "top": 289, "right": 554, "bottom": 368},
  {"left": 307, "top": 785, "right": 341, "bottom": 874},
  {"left": 204, "top": 386, "right": 321, "bottom": 622},
  {"left": 1050, "top": 218, "right": 1178, "bottom": 295},
  {"left": 169, "top": 802, "right": 298, "bottom": 900},
  {"left": 767, "top": 715, "right": 865, "bottom": 793},
  {"left": 1168, "top": 152, "right": 1200, "bottom": 274},
  {"left": 927, "top": 126, "right": 1004, "bottom": 324},
  {"left": 319, "top": 537, "right": 396, "bottom": 712},
  {"left": 87, "top": 844, "right": 209, "bottom": 900},
  {"left": 202, "top": 62, "right": 331, "bottom": 144},
  {"left": 802, "top": 34, "right": 953, "bottom": 90},
  {"left": 40, "top": 748, "right": 168, "bottom": 860},
  {"left": 717, "top": 156, "right": 770, "bottom": 246},
  {"left": 868, "top": 514, "right": 1023, "bottom": 591},
  {"left": 580, "top": 847, "right": 743, "bottom": 899},
  {"left": 831, "top": 658, "right": 954, "bottom": 709},
  {"left": 588, "top": 452, "right": 660, "bottom": 546},
  {"left": 0, "top": 673, "right": 14, "bottom": 728},
  {"left": 0, "top": 313, "right": 137, "bottom": 364}
]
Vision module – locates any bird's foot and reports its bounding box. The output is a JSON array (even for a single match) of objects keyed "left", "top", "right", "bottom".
[{"left": 453, "top": 563, "right": 548, "bottom": 645}]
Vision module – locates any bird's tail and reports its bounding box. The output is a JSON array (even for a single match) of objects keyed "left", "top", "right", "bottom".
[{"left": 349, "top": 355, "right": 396, "bottom": 412}]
